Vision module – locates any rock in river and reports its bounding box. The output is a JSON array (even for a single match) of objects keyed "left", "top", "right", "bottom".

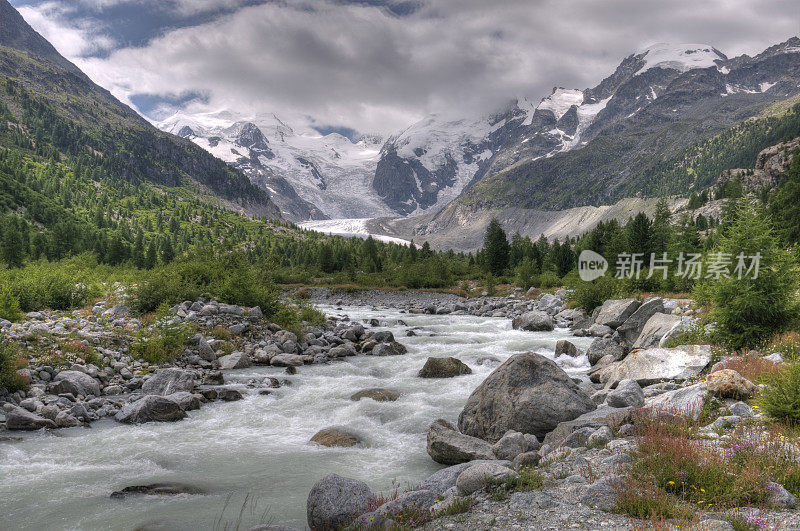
[
  {"left": 4, "top": 404, "right": 56, "bottom": 430},
  {"left": 349, "top": 388, "right": 400, "bottom": 402},
  {"left": 115, "top": 396, "right": 187, "bottom": 424},
  {"left": 426, "top": 419, "right": 495, "bottom": 465},
  {"left": 418, "top": 357, "right": 472, "bottom": 378},
  {"left": 310, "top": 427, "right": 362, "bottom": 447},
  {"left": 141, "top": 368, "right": 195, "bottom": 396},
  {"left": 511, "top": 310, "right": 554, "bottom": 332},
  {"left": 458, "top": 352, "right": 595, "bottom": 441},
  {"left": 110, "top": 482, "right": 205, "bottom": 498}
]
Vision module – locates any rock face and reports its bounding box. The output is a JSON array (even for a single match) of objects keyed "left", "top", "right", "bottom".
[
  {"left": 426, "top": 419, "right": 496, "bottom": 465},
  {"left": 306, "top": 474, "right": 375, "bottom": 531},
  {"left": 707, "top": 369, "right": 757, "bottom": 399},
  {"left": 512, "top": 311, "right": 554, "bottom": 332},
  {"left": 51, "top": 370, "right": 101, "bottom": 397},
  {"left": 115, "top": 396, "right": 187, "bottom": 424},
  {"left": 631, "top": 313, "right": 682, "bottom": 350},
  {"left": 594, "top": 299, "right": 641, "bottom": 329},
  {"left": 592, "top": 345, "right": 712, "bottom": 387},
  {"left": 456, "top": 462, "right": 519, "bottom": 495},
  {"left": 349, "top": 388, "right": 400, "bottom": 402},
  {"left": 418, "top": 357, "right": 472, "bottom": 378},
  {"left": 615, "top": 298, "right": 664, "bottom": 349},
  {"left": 458, "top": 352, "right": 596, "bottom": 442},
  {"left": 4, "top": 405, "right": 57, "bottom": 430},
  {"left": 310, "top": 427, "right": 362, "bottom": 447},
  {"left": 141, "top": 368, "right": 195, "bottom": 396}
]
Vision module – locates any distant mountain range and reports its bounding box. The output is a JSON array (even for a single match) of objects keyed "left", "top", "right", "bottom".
[{"left": 160, "top": 38, "right": 800, "bottom": 227}]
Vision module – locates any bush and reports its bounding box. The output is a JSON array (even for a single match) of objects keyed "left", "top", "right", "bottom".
[
  {"left": 0, "top": 258, "right": 97, "bottom": 312},
  {"left": 131, "top": 324, "right": 193, "bottom": 365},
  {"left": 567, "top": 274, "right": 626, "bottom": 312},
  {"left": 134, "top": 253, "right": 279, "bottom": 315},
  {"left": 759, "top": 360, "right": 800, "bottom": 424},
  {"left": 0, "top": 285, "right": 22, "bottom": 322},
  {"left": 0, "top": 341, "right": 26, "bottom": 392}
]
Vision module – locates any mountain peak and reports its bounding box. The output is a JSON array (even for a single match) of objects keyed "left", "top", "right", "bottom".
[
  {"left": 634, "top": 43, "right": 727, "bottom": 74},
  {"left": 0, "top": 0, "right": 83, "bottom": 75}
]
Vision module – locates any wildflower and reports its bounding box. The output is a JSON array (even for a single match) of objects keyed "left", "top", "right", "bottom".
[{"left": 668, "top": 481, "right": 675, "bottom": 485}]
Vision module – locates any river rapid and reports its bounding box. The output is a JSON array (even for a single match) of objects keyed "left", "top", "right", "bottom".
[{"left": 0, "top": 305, "right": 593, "bottom": 531}]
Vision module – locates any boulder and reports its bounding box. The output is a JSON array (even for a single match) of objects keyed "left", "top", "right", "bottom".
[
  {"left": 4, "top": 405, "right": 56, "bottom": 430},
  {"left": 768, "top": 482, "right": 797, "bottom": 509},
  {"left": 606, "top": 379, "right": 645, "bottom": 408},
  {"left": 165, "top": 391, "right": 202, "bottom": 411},
  {"left": 554, "top": 340, "right": 579, "bottom": 358},
  {"left": 456, "top": 462, "right": 519, "bottom": 495},
  {"left": 372, "top": 341, "right": 407, "bottom": 356},
  {"left": 512, "top": 451, "right": 541, "bottom": 470},
  {"left": 458, "top": 352, "right": 595, "bottom": 442},
  {"left": 491, "top": 430, "right": 538, "bottom": 461},
  {"left": 371, "top": 331, "right": 395, "bottom": 343},
  {"left": 306, "top": 474, "right": 375, "bottom": 531},
  {"left": 586, "top": 338, "right": 625, "bottom": 365},
  {"left": 543, "top": 406, "right": 632, "bottom": 448},
  {"left": 218, "top": 388, "right": 244, "bottom": 401},
  {"left": 645, "top": 383, "right": 708, "bottom": 420},
  {"left": 426, "top": 419, "right": 496, "bottom": 465},
  {"left": 591, "top": 345, "right": 712, "bottom": 387},
  {"left": 115, "top": 396, "right": 187, "bottom": 424},
  {"left": 615, "top": 298, "right": 665, "bottom": 349},
  {"left": 141, "top": 368, "right": 195, "bottom": 396},
  {"left": 359, "top": 489, "right": 439, "bottom": 528},
  {"left": 349, "top": 388, "right": 400, "bottom": 402},
  {"left": 580, "top": 475, "right": 623, "bottom": 510},
  {"left": 270, "top": 354, "right": 304, "bottom": 367},
  {"left": 218, "top": 352, "right": 251, "bottom": 370},
  {"left": 707, "top": 369, "right": 757, "bottom": 399},
  {"left": 196, "top": 336, "right": 216, "bottom": 361},
  {"left": 310, "top": 427, "right": 362, "bottom": 447},
  {"left": 588, "top": 323, "right": 613, "bottom": 337},
  {"left": 418, "top": 357, "right": 472, "bottom": 378},
  {"left": 512, "top": 310, "right": 554, "bottom": 332},
  {"left": 51, "top": 370, "right": 101, "bottom": 397},
  {"left": 631, "top": 313, "right": 682, "bottom": 350},
  {"left": 594, "top": 299, "right": 641, "bottom": 329},
  {"left": 416, "top": 459, "right": 512, "bottom": 496}
]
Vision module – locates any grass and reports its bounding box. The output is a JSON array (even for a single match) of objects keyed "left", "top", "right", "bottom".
[
  {"left": 662, "top": 323, "right": 711, "bottom": 349},
  {"left": 437, "top": 497, "right": 474, "bottom": 517},
  {"left": 715, "top": 354, "right": 782, "bottom": 384},
  {"left": 490, "top": 466, "right": 546, "bottom": 501},
  {"left": 766, "top": 331, "right": 800, "bottom": 361},
  {"left": 131, "top": 324, "right": 193, "bottom": 364},
  {"left": 0, "top": 341, "right": 27, "bottom": 392},
  {"left": 618, "top": 406, "right": 800, "bottom": 524}
]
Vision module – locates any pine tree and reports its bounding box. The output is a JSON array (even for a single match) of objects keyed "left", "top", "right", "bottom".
[
  {"left": 482, "top": 218, "right": 510, "bottom": 276},
  {"left": 1, "top": 219, "right": 25, "bottom": 268},
  {"left": 145, "top": 241, "right": 158, "bottom": 269}
]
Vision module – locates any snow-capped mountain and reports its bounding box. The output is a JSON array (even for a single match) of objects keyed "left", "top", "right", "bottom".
[
  {"left": 156, "top": 39, "right": 800, "bottom": 224},
  {"left": 158, "top": 111, "right": 392, "bottom": 221}
]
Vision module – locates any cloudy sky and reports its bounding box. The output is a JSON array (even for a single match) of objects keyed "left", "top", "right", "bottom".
[{"left": 11, "top": 0, "right": 800, "bottom": 138}]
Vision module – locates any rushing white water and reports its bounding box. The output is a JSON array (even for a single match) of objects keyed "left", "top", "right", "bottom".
[{"left": 0, "top": 306, "right": 593, "bottom": 530}]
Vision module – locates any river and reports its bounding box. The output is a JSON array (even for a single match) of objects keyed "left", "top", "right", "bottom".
[{"left": 0, "top": 305, "right": 593, "bottom": 530}]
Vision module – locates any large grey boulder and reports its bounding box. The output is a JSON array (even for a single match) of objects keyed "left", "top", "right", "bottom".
[
  {"left": 372, "top": 341, "right": 407, "bottom": 356},
  {"left": 606, "top": 379, "right": 645, "bottom": 408},
  {"left": 586, "top": 338, "right": 625, "bottom": 365},
  {"left": 426, "top": 419, "right": 495, "bottom": 465},
  {"left": 456, "top": 462, "right": 519, "bottom": 495},
  {"left": 591, "top": 345, "right": 712, "bottom": 387},
  {"left": 491, "top": 430, "right": 539, "bottom": 460},
  {"left": 270, "top": 354, "right": 304, "bottom": 367},
  {"left": 416, "top": 459, "right": 511, "bottom": 496},
  {"left": 554, "top": 340, "right": 579, "bottom": 358},
  {"left": 631, "top": 313, "right": 682, "bottom": 350},
  {"left": 141, "top": 368, "right": 195, "bottom": 396},
  {"left": 51, "top": 370, "right": 101, "bottom": 397},
  {"left": 4, "top": 404, "right": 56, "bottom": 430},
  {"left": 615, "top": 298, "right": 665, "bottom": 349},
  {"left": 306, "top": 474, "right": 375, "bottom": 531},
  {"left": 418, "top": 357, "right": 472, "bottom": 378},
  {"left": 349, "top": 388, "right": 400, "bottom": 402},
  {"left": 218, "top": 351, "right": 251, "bottom": 370},
  {"left": 512, "top": 310, "right": 554, "bottom": 332},
  {"left": 196, "top": 336, "right": 216, "bottom": 361},
  {"left": 115, "top": 396, "right": 187, "bottom": 424},
  {"left": 645, "top": 383, "right": 708, "bottom": 420},
  {"left": 458, "top": 352, "right": 595, "bottom": 442},
  {"left": 165, "top": 391, "right": 202, "bottom": 411},
  {"left": 594, "top": 299, "right": 641, "bottom": 329}
]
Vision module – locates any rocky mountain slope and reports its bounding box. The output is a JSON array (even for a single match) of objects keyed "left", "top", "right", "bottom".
[{"left": 0, "top": 0, "right": 280, "bottom": 219}]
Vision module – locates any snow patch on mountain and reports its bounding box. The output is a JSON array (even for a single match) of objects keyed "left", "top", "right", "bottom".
[
  {"left": 637, "top": 43, "right": 725, "bottom": 74},
  {"left": 300, "top": 218, "right": 413, "bottom": 246},
  {"left": 537, "top": 88, "right": 584, "bottom": 119}
]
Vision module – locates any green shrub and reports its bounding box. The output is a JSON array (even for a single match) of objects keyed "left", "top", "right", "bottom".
[
  {"left": 437, "top": 497, "right": 474, "bottom": 517},
  {"left": 759, "top": 360, "right": 800, "bottom": 424},
  {"left": 567, "top": 274, "right": 626, "bottom": 312},
  {"left": 0, "top": 285, "right": 22, "bottom": 322},
  {"left": 131, "top": 325, "right": 193, "bottom": 365},
  {"left": 535, "top": 271, "right": 561, "bottom": 289},
  {"left": 0, "top": 341, "right": 26, "bottom": 392}
]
